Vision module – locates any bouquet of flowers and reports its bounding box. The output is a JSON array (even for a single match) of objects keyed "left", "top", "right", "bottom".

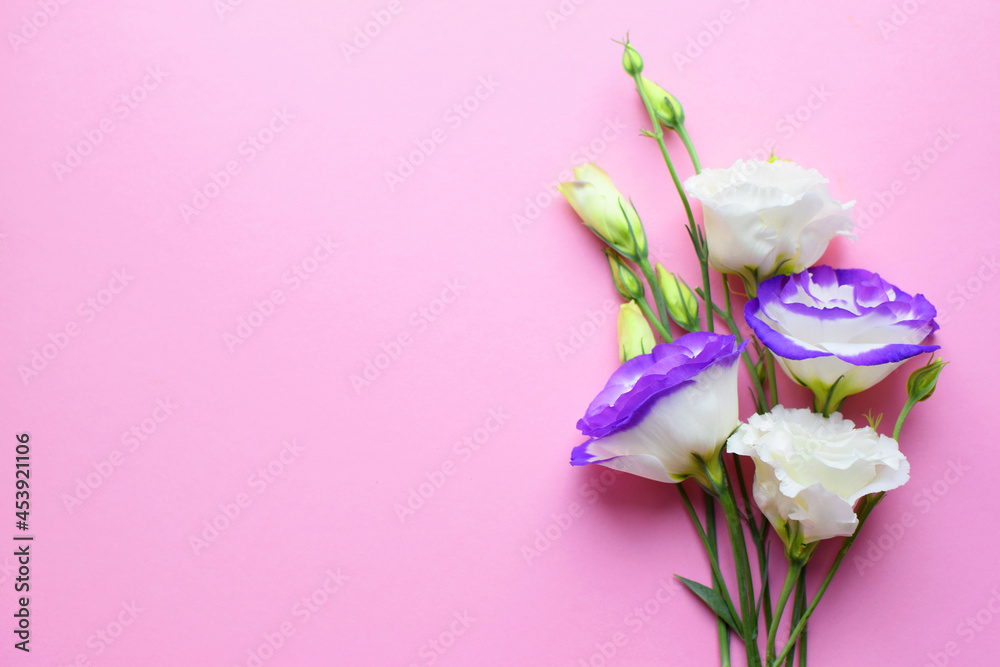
[{"left": 561, "top": 38, "right": 946, "bottom": 667}]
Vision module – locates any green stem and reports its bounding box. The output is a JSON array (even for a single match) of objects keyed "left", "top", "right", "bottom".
[
  {"left": 712, "top": 470, "right": 762, "bottom": 667},
  {"left": 705, "top": 493, "right": 732, "bottom": 667},
  {"left": 893, "top": 398, "right": 917, "bottom": 441},
  {"left": 793, "top": 566, "right": 808, "bottom": 667},
  {"left": 630, "top": 72, "right": 716, "bottom": 335},
  {"left": 766, "top": 561, "right": 803, "bottom": 664},
  {"left": 677, "top": 124, "right": 702, "bottom": 173},
  {"left": 638, "top": 257, "right": 673, "bottom": 335},
  {"left": 630, "top": 74, "right": 697, "bottom": 231},
  {"left": 701, "top": 258, "right": 715, "bottom": 333},
  {"left": 728, "top": 457, "right": 773, "bottom": 631},
  {"left": 765, "top": 350, "right": 779, "bottom": 408},
  {"left": 771, "top": 495, "right": 884, "bottom": 666},
  {"left": 677, "top": 484, "right": 740, "bottom": 627},
  {"left": 635, "top": 296, "right": 673, "bottom": 343}
]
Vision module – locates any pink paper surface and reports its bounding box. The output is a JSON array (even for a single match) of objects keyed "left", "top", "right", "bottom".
[{"left": 1, "top": 1, "right": 998, "bottom": 665}]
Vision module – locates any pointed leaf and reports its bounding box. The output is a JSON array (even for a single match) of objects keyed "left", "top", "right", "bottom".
[{"left": 676, "top": 575, "right": 742, "bottom": 637}]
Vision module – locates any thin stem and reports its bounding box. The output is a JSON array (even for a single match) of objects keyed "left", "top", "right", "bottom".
[
  {"left": 630, "top": 74, "right": 697, "bottom": 230},
  {"left": 714, "top": 474, "right": 762, "bottom": 667},
  {"left": 638, "top": 257, "right": 673, "bottom": 334},
  {"left": 771, "top": 495, "right": 884, "bottom": 666},
  {"left": 705, "top": 493, "right": 732, "bottom": 667},
  {"left": 765, "top": 351, "right": 778, "bottom": 408},
  {"left": 893, "top": 398, "right": 917, "bottom": 441},
  {"left": 701, "top": 257, "right": 715, "bottom": 333},
  {"left": 677, "top": 484, "right": 741, "bottom": 626},
  {"left": 629, "top": 71, "right": 716, "bottom": 335},
  {"left": 635, "top": 296, "right": 673, "bottom": 343},
  {"left": 766, "top": 560, "right": 802, "bottom": 664},
  {"left": 794, "top": 566, "right": 808, "bottom": 667},
  {"left": 677, "top": 124, "right": 702, "bottom": 173}
]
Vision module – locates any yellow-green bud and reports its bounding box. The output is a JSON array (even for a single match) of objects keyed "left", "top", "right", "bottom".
[
  {"left": 604, "top": 249, "right": 644, "bottom": 301},
  {"left": 906, "top": 357, "right": 947, "bottom": 403},
  {"left": 618, "top": 301, "right": 656, "bottom": 363},
  {"left": 558, "top": 163, "right": 647, "bottom": 260},
  {"left": 641, "top": 77, "right": 685, "bottom": 130},
  {"left": 655, "top": 264, "right": 699, "bottom": 331},
  {"left": 622, "top": 42, "right": 644, "bottom": 76}
]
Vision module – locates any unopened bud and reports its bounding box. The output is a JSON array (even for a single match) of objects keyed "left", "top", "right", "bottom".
[
  {"left": 906, "top": 357, "right": 947, "bottom": 403},
  {"left": 618, "top": 301, "right": 656, "bottom": 363},
  {"left": 622, "top": 42, "right": 644, "bottom": 76},
  {"left": 604, "top": 249, "right": 644, "bottom": 301},
  {"left": 641, "top": 77, "right": 685, "bottom": 130},
  {"left": 655, "top": 264, "right": 699, "bottom": 331}
]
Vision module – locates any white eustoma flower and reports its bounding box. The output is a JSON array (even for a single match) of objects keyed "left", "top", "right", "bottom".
[
  {"left": 727, "top": 406, "right": 909, "bottom": 548},
  {"left": 683, "top": 159, "right": 854, "bottom": 290}
]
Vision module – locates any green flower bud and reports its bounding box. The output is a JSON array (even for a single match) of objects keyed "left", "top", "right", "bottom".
[
  {"left": 655, "top": 264, "right": 699, "bottom": 331},
  {"left": 622, "top": 42, "right": 644, "bottom": 76},
  {"left": 906, "top": 357, "right": 947, "bottom": 403},
  {"left": 604, "top": 249, "right": 644, "bottom": 301},
  {"left": 641, "top": 77, "right": 685, "bottom": 130},
  {"left": 558, "top": 163, "right": 647, "bottom": 260},
  {"left": 618, "top": 301, "right": 656, "bottom": 363}
]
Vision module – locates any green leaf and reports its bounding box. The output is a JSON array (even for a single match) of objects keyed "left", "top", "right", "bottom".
[{"left": 676, "top": 575, "right": 742, "bottom": 637}]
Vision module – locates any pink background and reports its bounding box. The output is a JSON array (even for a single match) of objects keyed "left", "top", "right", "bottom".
[{"left": 2, "top": 1, "right": 998, "bottom": 665}]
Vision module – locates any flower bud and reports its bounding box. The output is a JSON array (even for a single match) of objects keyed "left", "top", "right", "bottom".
[
  {"left": 558, "top": 163, "right": 647, "bottom": 260},
  {"left": 618, "top": 301, "right": 656, "bottom": 363},
  {"left": 655, "top": 264, "right": 699, "bottom": 331},
  {"left": 641, "top": 77, "right": 685, "bottom": 130},
  {"left": 906, "top": 357, "right": 947, "bottom": 403},
  {"left": 622, "top": 42, "right": 644, "bottom": 76},
  {"left": 604, "top": 249, "right": 644, "bottom": 301}
]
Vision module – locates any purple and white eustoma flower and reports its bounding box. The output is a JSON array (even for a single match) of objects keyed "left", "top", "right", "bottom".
[
  {"left": 572, "top": 332, "right": 747, "bottom": 484},
  {"left": 745, "top": 266, "right": 939, "bottom": 409}
]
